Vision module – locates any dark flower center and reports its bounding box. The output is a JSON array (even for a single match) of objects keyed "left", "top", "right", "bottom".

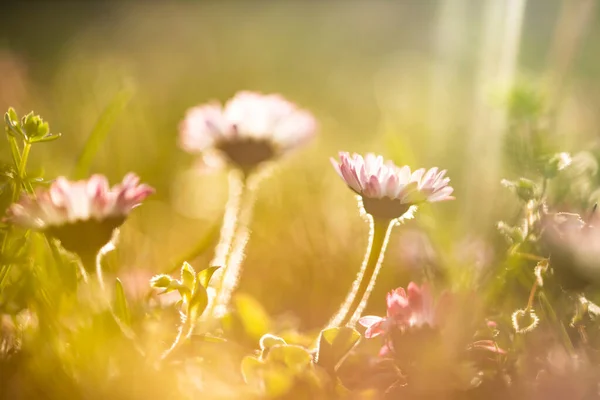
[
  {"left": 45, "top": 216, "right": 126, "bottom": 267},
  {"left": 362, "top": 197, "right": 412, "bottom": 220},
  {"left": 216, "top": 138, "right": 276, "bottom": 173}
]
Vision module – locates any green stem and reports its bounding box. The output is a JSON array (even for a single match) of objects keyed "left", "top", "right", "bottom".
[
  {"left": 7, "top": 135, "right": 22, "bottom": 169},
  {"left": 0, "top": 141, "right": 33, "bottom": 290},
  {"left": 160, "top": 314, "right": 195, "bottom": 362},
  {"left": 14, "top": 141, "right": 33, "bottom": 198},
  {"left": 18, "top": 142, "right": 31, "bottom": 177},
  {"left": 207, "top": 170, "right": 260, "bottom": 319},
  {"left": 329, "top": 218, "right": 394, "bottom": 328},
  {"left": 95, "top": 240, "right": 117, "bottom": 292}
]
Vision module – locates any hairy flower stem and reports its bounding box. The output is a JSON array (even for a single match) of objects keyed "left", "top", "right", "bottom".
[
  {"left": 329, "top": 217, "right": 395, "bottom": 328},
  {"left": 207, "top": 169, "right": 260, "bottom": 319},
  {"left": 210, "top": 171, "right": 246, "bottom": 270}
]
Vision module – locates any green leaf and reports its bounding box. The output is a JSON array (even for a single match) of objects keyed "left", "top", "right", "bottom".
[
  {"left": 4, "top": 108, "right": 21, "bottom": 137},
  {"left": 160, "top": 280, "right": 189, "bottom": 299},
  {"left": 188, "top": 280, "right": 209, "bottom": 320},
  {"left": 197, "top": 265, "right": 220, "bottom": 288},
  {"left": 149, "top": 274, "right": 172, "bottom": 288},
  {"left": 6, "top": 107, "right": 18, "bottom": 125},
  {"left": 35, "top": 121, "right": 49, "bottom": 137},
  {"left": 73, "top": 86, "right": 134, "bottom": 179},
  {"left": 316, "top": 327, "right": 361, "bottom": 374},
  {"left": 180, "top": 261, "right": 196, "bottom": 290},
  {"left": 260, "top": 334, "right": 287, "bottom": 351},
  {"left": 29, "top": 132, "right": 61, "bottom": 143},
  {"left": 267, "top": 344, "right": 313, "bottom": 372},
  {"left": 263, "top": 369, "right": 295, "bottom": 397},
  {"left": 113, "top": 278, "right": 131, "bottom": 326},
  {"left": 21, "top": 112, "right": 38, "bottom": 139},
  {"left": 234, "top": 293, "right": 272, "bottom": 341}
]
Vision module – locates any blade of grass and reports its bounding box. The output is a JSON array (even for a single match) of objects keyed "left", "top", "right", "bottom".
[
  {"left": 73, "top": 86, "right": 134, "bottom": 179},
  {"left": 168, "top": 218, "right": 222, "bottom": 274},
  {"left": 539, "top": 291, "right": 575, "bottom": 354}
]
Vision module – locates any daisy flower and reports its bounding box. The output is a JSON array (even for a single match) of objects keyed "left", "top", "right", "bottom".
[
  {"left": 359, "top": 283, "right": 437, "bottom": 340},
  {"left": 179, "top": 91, "right": 316, "bottom": 173},
  {"left": 6, "top": 173, "right": 154, "bottom": 257},
  {"left": 331, "top": 152, "right": 454, "bottom": 220}
]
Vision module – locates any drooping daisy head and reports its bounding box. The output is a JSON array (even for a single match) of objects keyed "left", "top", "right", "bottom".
[
  {"left": 331, "top": 152, "right": 454, "bottom": 220},
  {"left": 179, "top": 91, "right": 317, "bottom": 174},
  {"left": 6, "top": 173, "right": 154, "bottom": 258}
]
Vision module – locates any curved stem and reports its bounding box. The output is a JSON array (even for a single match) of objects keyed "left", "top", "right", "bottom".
[
  {"left": 160, "top": 316, "right": 194, "bottom": 361},
  {"left": 95, "top": 240, "right": 116, "bottom": 292},
  {"left": 91, "top": 237, "right": 147, "bottom": 356},
  {"left": 208, "top": 171, "right": 260, "bottom": 319},
  {"left": 328, "top": 217, "right": 394, "bottom": 328}
]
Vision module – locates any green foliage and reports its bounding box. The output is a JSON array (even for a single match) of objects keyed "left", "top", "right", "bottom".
[
  {"left": 242, "top": 334, "right": 330, "bottom": 398},
  {"left": 233, "top": 293, "right": 272, "bottom": 342},
  {"left": 315, "top": 327, "right": 361, "bottom": 375},
  {"left": 113, "top": 278, "right": 131, "bottom": 327},
  {"left": 501, "top": 177, "right": 538, "bottom": 202},
  {"left": 1, "top": 107, "right": 64, "bottom": 316},
  {"left": 5, "top": 108, "right": 61, "bottom": 144},
  {"left": 506, "top": 85, "right": 545, "bottom": 122},
  {"left": 151, "top": 262, "right": 220, "bottom": 322},
  {"left": 2, "top": 10, "right": 600, "bottom": 396},
  {"left": 197, "top": 265, "right": 220, "bottom": 288},
  {"left": 502, "top": 85, "right": 558, "bottom": 178},
  {"left": 149, "top": 274, "right": 172, "bottom": 288}
]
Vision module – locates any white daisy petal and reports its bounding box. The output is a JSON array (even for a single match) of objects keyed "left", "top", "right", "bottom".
[
  {"left": 180, "top": 91, "right": 316, "bottom": 170},
  {"left": 331, "top": 153, "right": 454, "bottom": 212}
]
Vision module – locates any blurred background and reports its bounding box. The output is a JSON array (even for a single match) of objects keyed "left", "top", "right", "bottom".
[{"left": 0, "top": 0, "right": 599, "bottom": 330}]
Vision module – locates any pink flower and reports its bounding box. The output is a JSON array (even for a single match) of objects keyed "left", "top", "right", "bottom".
[
  {"left": 331, "top": 153, "right": 454, "bottom": 219},
  {"left": 359, "top": 283, "right": 436, "bottom": 339},
  {"left": 360, "top": 283, "right": 506, "bottom": 358},
  {"left": 179, "top": 91, "right": 316, "bottom": 172},
  {"left": 6, "top": 174, "right": 154, "bottom": 257}
]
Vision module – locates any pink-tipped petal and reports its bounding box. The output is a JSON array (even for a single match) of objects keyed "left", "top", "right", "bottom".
[
  {"left": 364, "top": 319, "right": 386, "bottom": 339},
  {"left": 330, "top": 153, "right": 454, "bottom": 209},
  {"left": 5, "top": 174, "right": 154, "bottom": 230},
  {"left": 428, "top": 186, "right": 454, "bottom": 202}
]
